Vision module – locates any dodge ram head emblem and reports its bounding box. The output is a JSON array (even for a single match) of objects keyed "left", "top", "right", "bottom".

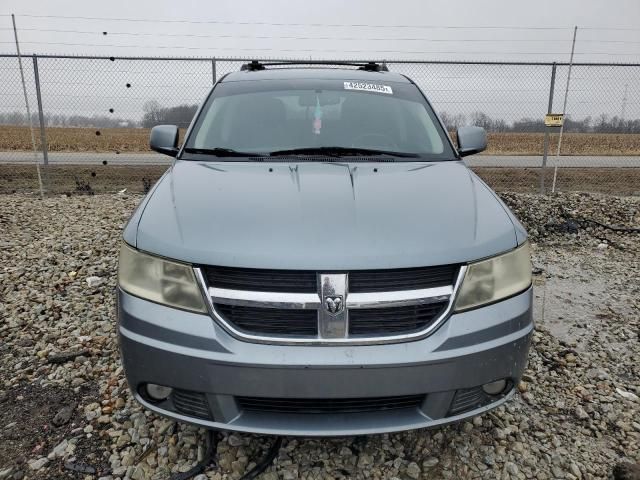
[{"left": 324, "top": 295, "right": 344, "bottom": 315}]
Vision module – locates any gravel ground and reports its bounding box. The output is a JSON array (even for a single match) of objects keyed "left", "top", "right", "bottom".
[{"left": 0, "top": 191, "right": 639, "bottom": 480}]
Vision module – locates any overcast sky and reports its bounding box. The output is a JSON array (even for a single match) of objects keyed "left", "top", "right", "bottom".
[
  {"left": 2, "top": 0, "right": 640, "bottom": 61},
  {"left": 1, "top": 0, "right": 640, "bottom": 124}
]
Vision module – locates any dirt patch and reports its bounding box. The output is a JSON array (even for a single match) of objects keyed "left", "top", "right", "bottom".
[
  {"left": 0, "top": 382, "right": 107, "bottom": 479},
  {"left": 1, "top": 164, "right": 638, "bottom": 196},
  {"left": 0, "top": 164, "right": 168, "bottom": 195},
  {"left": 473, "top": 167, "right": 640, "bottom": 196}
]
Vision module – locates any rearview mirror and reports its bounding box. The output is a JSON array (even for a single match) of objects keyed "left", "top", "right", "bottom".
[
  {"left": 456, "top": 126, "right": 487, "bottom": 157},
  {"left": 150, "top": 125, "right": 179, "bottom": 157},
  {"left": 298, "top": 92, "right": 342, "bottom": 107}
]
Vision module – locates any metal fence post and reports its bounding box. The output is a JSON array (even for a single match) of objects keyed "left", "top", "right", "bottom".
[
  {"left": 540, "top": 62, "right": 557, "bottom": 194},
  {"left": 211, "top": 59, "right": 217, "bottom": 85},
  {"left": 32, "top": 54, "right": 49, "bottom": 165}
]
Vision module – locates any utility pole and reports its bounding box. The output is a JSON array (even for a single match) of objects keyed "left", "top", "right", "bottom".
[
  {"left": 540, "top": 63, "right": 557, "bottom": 194},
  {"left": 12, "top": 13, "right": 44, "bottom": 197},
  {"left": 621, "top": 83, "right": 628, "bottom": 120},
  {"left": 551, "top": 26, "right": 578, "bottom": 194}
]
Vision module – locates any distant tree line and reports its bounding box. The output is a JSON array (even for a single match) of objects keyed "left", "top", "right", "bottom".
[
  {"left": 0, "top": 111, "right": 135, "bottom": 128},
  {"left": 2, "top": 103, "right": 640, "bottom": 133},
  {"left": 0, "top": 101, "right": 198, "bottom": 129},
  {"left": 439, "top": 111, "right": 640, "bottom": 134},
  {"left": 140, "top": 101, "right": 198, "bottom": 128}
]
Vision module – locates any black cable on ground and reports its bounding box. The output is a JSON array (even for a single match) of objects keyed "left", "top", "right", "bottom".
[
  {"left": 170, "top": 430, "right": 218, "bottom": 480},
  {"left": 239, "top": 436, "right": 283, "bottom": 480},
  {"left": 169, "top": 432, "right": 283, "bottom": 480},
  {"left": 578, "top": 217, "right": 640, "bottom": 233},
  {"left": 556, "top": 206, "right": 640, "bottom": 234}
]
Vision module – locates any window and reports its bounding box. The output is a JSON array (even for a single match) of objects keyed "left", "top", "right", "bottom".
[{"left": 187, "top": 78, "right": 455, "bottom": 160}]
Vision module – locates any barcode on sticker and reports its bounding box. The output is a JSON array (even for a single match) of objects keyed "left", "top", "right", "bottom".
[{"left": 344, "top": 82, "right": 393, "bottom": 94}]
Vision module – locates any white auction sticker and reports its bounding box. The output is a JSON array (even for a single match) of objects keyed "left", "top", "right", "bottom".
[{"left": 344, "top": 81, "right": 393, "bottom": 94}]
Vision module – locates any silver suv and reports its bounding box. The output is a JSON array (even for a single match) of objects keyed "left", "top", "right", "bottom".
[{"left": 117, "top": 61, "right": 533, "bottom": 436}]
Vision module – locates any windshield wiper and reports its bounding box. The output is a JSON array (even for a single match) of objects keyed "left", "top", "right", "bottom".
[
  {"left": 182, "top": 147, "right": 256, "bottom": 157},
  {"left": 267, "top": 146, "right": 419, "bottom": 158},
  {"left": 184, "top": 146, "right": 420, "bottom": 159}
]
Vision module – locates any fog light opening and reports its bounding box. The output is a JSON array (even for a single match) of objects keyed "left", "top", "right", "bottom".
[
  {"left": 482, "top": 379, "right": 508, "bottom": 396},
  {"left": 145, "top": 383, "right": 173, "bottom": 401}
]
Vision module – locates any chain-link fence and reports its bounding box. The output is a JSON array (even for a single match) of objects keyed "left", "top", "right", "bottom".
[{"left": 1, "top": 54, "right": 639, "bottom": 195}]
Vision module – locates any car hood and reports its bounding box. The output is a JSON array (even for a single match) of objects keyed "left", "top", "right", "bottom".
[{"left": 133, "top": 160, "right": 519, "bottom": 269}]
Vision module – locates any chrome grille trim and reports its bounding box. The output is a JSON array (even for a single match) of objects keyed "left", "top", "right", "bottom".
[
  {"left": 209, "top": 287, "right": 320, "bottom": 309},
  {"left": 208, "top": 285, "right": 453, "bottom": 309},
  {"left": 193, "top": 266, "right": 466, "bottom": 346},
  {"left": 346, "top": 286, "right": 452, "bottom": 309}
]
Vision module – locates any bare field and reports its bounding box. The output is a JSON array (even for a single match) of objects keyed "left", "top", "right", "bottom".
[
  {"left": 0, "top": 125, "right": 149, "bottom": 153},
  {"left": 487, "top": 132, "right": 640, "bottom": 155},
  {"left": 2, "top": 164, "right": 639, "bottom": 195},
  {"left": 2, "top": 125, "right": 640, "bottom": 156}
]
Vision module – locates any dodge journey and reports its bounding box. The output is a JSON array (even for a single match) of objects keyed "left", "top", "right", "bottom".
[{"left": 117, "top": 61, "right": 533, "bottom": 436}]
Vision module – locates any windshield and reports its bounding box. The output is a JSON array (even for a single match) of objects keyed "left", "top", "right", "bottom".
[{"left": 185, "top": 78, "right": 455, "bottom": 160}]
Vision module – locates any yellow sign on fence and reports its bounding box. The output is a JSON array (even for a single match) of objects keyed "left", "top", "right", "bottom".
[{"left": 544, "top": 113, "right": 564, "bottom": 127}]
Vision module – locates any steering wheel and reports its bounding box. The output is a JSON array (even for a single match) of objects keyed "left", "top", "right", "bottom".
[{"left": 351, "top": 133, "right": 399, "bottom": 150}]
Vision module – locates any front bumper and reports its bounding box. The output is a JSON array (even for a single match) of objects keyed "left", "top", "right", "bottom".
[{"left": 118, "top": 287, "right": 533, "bottom": 436}]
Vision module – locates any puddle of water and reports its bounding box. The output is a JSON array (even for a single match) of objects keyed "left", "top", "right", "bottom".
[{"left": 532, "top": 250, "right": 636, "bottom": 351}]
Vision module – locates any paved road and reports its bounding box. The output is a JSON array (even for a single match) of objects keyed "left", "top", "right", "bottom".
[{"left": 1, "top": 151, "right": 640, "bottom": 168}]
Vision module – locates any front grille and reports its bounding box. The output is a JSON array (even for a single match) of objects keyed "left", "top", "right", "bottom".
[
  {"left": 349, "top": 302, "right": 448, "bottom": 336},
  {"left": 172, "top": 389, "right": 212, "bottom": 420},
  {"left": 203, "top": 264, "right": 458, "bottom": 293},
  {"left": 204, "top": 266, "right": 317, "bottom": 293},
  {"left": 349, "top": 265, "right": 458, "bottom": 293},
  {"left": 215, "top": 304, "right": 318, "bottom": 336},
  {"left": 215, "top": 303, "right": 448, "bottom": 337},
  {"left": 203, "top": 264, "right": 459, "bottom": 342},
  {"left": 237, "top": 394, "right": 425, "bottom": 414}
]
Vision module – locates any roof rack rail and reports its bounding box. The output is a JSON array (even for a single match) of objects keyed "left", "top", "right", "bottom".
[{"left": 240, "top": 60, "right": 389, "bottom": 72}]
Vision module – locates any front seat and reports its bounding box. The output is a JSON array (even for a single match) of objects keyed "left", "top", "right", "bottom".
[
  {"left": 339, "top": 95, "right": 399, "bottom": 149},
  {"left": 227, "top": 96, "right": 287, "bottom": 151}
]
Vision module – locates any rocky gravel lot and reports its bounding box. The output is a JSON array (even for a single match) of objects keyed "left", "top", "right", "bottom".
[{"left": 0, "top": 191, "right": 638, "bottom": 480}]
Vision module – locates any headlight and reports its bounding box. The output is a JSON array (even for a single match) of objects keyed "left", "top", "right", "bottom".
[
  {"left": 454, "top": 242, "right": 531, "bottom": 312},
  {"left": 118, "top": 243, "right": 207, "bottom": 313}
]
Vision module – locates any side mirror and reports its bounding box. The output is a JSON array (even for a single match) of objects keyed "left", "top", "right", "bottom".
[
  {"left": 150, "top": 125, "right": 179, "bottom": 157},
  {"left": 456, "top": 126, "right": 487, "bottom": 157}
]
